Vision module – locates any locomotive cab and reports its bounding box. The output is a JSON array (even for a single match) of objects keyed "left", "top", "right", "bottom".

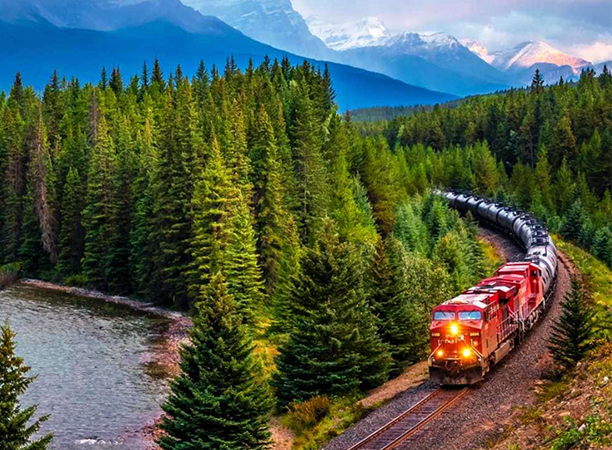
[{"left": 429, "top": 300, "right": 487, "bottom": 385}]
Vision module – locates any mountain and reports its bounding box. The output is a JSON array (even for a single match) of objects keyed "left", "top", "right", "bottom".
[
  {"left": 591, "top": 60, "right": 612, "bottom": 74},
  {"left": 181, "top": 0, "right": 331, "bottom": 59},
  {"left": 306, "top": 16, "right": 390, "bottom": 51},
  {"left": 381, "top": 32, "right": 508, "bottom": 83},
  {"left": 330, "top": 31, "right": 510, "bottom": 96},
  {"left": 0, "top": 0, "right": 235, "bottom": 34},
  {"left": 304, "top": 15, "right": 511, "bottom": 96},
  {"left": 460, "top": 39, "right": 495, "bottom": 64},
  {"left": 0, "top": 18, "right": 456, "bottom": 109},
  {"left": 489, "top": 41, "right": 591, "bottom": 75}
]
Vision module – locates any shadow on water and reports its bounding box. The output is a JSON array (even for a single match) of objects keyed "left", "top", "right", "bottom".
[{"left": 0, "top": 284, "right": 174, "bottom": 450}]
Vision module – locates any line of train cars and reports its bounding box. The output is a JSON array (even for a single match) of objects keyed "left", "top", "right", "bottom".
[{"left": 429, "top": 192, "right": 558, "bottom": 385}]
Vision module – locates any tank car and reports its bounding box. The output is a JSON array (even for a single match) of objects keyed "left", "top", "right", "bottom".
[{"left": 429, "top": 192, "right": 558, "bottom": 385}]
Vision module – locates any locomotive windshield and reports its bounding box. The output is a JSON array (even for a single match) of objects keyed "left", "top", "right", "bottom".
[
  {"left": 433, "top": 311, "right": 456, "bottom": 320},
  {"left": 459, "top": 311, "right": 482, "bottom": 320}
]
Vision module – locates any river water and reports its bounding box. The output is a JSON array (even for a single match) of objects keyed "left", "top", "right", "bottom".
[{"left": 0, "top": 284, "right": 173, "bottom": 450}]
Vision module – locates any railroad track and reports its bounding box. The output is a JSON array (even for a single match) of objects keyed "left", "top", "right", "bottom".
[{"left": 346, "top": 387, "right": 469, "bottom": 450}]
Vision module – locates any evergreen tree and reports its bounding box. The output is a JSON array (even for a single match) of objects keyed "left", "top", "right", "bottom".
[
  {"left": 370, "top": 237, "right": 423, "bottom": 375},
  {"left": 57, "top": 167, "right": 84, "bottom": 277},
  {"left": 531, "top": 69, "right": 545, "bottom": 94},
  {"left": 189, "top": 137, "right": 238, "bottom": 299},
  {"left": 252, "top": 107, "right": 287, "bottom": 293},
  {"left": 561, "top": 200, "right": 588, "bottom": 243},
  {"left": 157, "top": 273, "right": 272, "bottom": 450},
  {"left": 548, "top": 279, "right": 594, "bottom": 370},
  {"left": 82, "top": 117, "right": 116, "bottom": 289},
  {"left": 290, "top": 80, "right": 329, "bottom": 241},
  {"left": 0, "top": 321, "right": 53, "bottom": 450},
  {"left": 273, "top": 220, "right": 390, "bottom": 407},
  {"left": 130, "top": 110, "right": 159, "bottom": 296},
  {"left": 223, "top": 196, "right": 266, "bottom": 323},
  {"left": 150, "top": 88, "right": 196, "bottom": 306},
  {"left": 271, "top": 217, "right": 302, "bottom": 334},
  {"left": 19, "top": 186, "right": 45, "bottom": 276}
]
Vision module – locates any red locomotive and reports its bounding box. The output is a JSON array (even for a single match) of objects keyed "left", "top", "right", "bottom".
[{"left": 430, "top": 192, "right": 558, "bottom": 385}]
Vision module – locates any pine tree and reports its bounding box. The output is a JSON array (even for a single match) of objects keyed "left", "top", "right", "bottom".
[
  {"left": 222, "top": 196, "right": 266, "bottom": 323},
  {"left": 57, "top": 167, "right": 84, "bottom": 277},
  {"left": 548, "top": 279, "right": 594, "bottom": 370},
  {"left": 157, "top": 273, "right": 272, "bottom": 450},
  {"left": 273, "top": 220, "right": 390, "bottom": 407},
  {"left": 150, "top": 87, "right": 196, "bottom": 306},
  {"left": 531, "top": 69, "right": 545, "bottom": 94},
  {"left": 561, "top": 200, "right": 588, "bottom": 243},
  {"left": 0, "top": 321, "right": 53, "bottom": 450},
  {"left": 0, "top": 106, "right": 26, "bottom": 263},
  {"left": 19, "top": 185, "right": 45, "bottom": 276},
  {"left": 82, "top": 116, "right": 116, "bottom": 289},
  {"left": 130, "top": 109, "right": 159, "bottom": 296},
  {"left": 25, "top": 106, "right": 57, "bottom": 265},
  {"left": 290, "top": 80, "right": 329, "bottom": 241},
  {"left": 271, "top": 217, "right": 302, "bottom": 334},
  {"left": 189, "top": 137, "right": 239, "bottom": 300},
  {"left": 252, "top": 106, "right": 287, "bottom": 293},
  {"left": 369, "top": 237, "right": 424, "bottom": 375},
  {"left": 105, "top": 118, "right": 136, "bottom": 294}
]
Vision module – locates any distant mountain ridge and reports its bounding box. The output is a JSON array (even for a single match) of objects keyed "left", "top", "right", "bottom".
[
  {"left": 306, "top": 16, "right": 390, "bottom": 51},
  {"left": 181, "top": 0, "right": 331, "bottom": 59},
  {"left": 488, "top": 41, "right": 591, "bottom": 75},
  {"left": 0, "top": 15, "right": 456, "bottom": 109},
  {"left": 0, "top": 0, "right": 236, "bottom": 34}
]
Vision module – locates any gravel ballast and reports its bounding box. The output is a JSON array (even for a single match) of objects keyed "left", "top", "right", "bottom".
[{"left": 324, "top": 227, "right": 572, "bottom": 450}]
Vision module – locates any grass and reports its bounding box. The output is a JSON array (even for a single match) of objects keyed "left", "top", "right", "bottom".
[
  {"left": 283, "top": 396, "right": 368, "bottom": 450},
  {"left": 554, "top": 236, "right": 612, "bottom": 307}
]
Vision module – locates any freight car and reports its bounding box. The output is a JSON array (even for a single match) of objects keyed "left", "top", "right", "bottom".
[{"left": 429, "top": 192, "right": 558, "bottom": 385}]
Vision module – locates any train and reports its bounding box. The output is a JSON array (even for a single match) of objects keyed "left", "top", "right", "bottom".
[{"left": 429, "top": 192, "right": 558, "bottom": 385}]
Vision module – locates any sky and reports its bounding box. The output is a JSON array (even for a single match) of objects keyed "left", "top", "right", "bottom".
[{"left": 292, "top": 0, "right": 612, "bottom": 62}]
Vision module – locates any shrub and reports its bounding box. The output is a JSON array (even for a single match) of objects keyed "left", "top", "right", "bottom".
[
  {"left": 63, "top": 274, "right": 90, "bottom": 287},
  {"left": 0, "top": 262, "right": 22, "bottom": 289},
  {"left": 285, "top": 396, "right": 331, "bottom": 433}
]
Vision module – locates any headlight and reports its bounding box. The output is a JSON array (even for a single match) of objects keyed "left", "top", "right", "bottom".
[
  {"left": 462, "top": 348, "right": 472, "bottom": 358},
  {"left": 436, "top": 349, "right": 444, "bottom": 358},
  {"left": 450, "top": 324, "right": 459, "bottom": 336}
]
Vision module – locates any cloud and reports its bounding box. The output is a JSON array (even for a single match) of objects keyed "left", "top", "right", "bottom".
[
  {"left": 569, "top": 41, "right": 612, "bottom": 63},
  {"left": 292, "top": 0, "right": 611, "bottom": 52}
]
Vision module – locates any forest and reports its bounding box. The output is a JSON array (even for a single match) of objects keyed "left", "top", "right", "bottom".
[
  {"left": 355, "top": 69, "right": 612, "bottom": 267},
  {"left": 0, "top": 58, "right": 492, "bottom": 445},
  {"left": 0, "top": 60, "right": 610, "bottom": 448}
]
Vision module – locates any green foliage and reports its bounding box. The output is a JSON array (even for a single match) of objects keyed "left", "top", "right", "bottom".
[
  {"left": 273, "top": 221, "right": 391, "bottom": 407},
  {"left": 284, "top": 396, "right": 331, "bottom": 434},
  {"left": 548, "top": 278, "right": 595, "bottom": 370},
  {"left": 0, "top": 62, "right": 536, "bottom": 442},
  {"left": 0, "top": 321, "right": 53, "bottom": 450},
  {"left": 158, "top": 273, "right": 273, "bottom": 450}
]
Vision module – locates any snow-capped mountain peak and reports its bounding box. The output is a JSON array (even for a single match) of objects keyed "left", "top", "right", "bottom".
[
  {"left": 419, "top": 32, "right": 461, "bottom": 48},
  {"left": 460, "top": 39, "right": 495, "bottom": 64},
  {"left": 307, "top": 15, "right": 390, "bottom": 51},
  {"left": 491, "top": 41, "right": 591, "bottom": 74}
]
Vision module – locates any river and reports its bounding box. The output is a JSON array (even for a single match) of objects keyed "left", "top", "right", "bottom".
[{"left": 0, "top": 284, "right": 174, "bottom": 450}]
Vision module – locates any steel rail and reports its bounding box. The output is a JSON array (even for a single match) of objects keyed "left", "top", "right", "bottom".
[{"left": 346, "top": 387, "right": 469, "bottom": 450}]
